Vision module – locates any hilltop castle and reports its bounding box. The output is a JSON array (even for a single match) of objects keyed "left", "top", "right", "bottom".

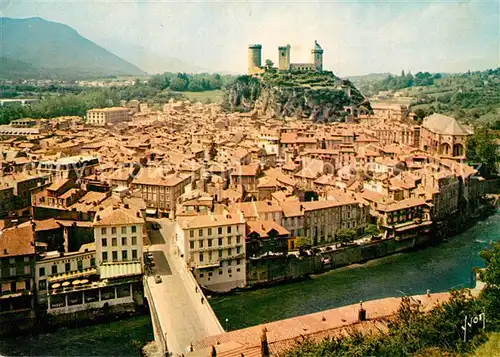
[{"left": 248, "top": 41, "right": 324, "bottom": 75}]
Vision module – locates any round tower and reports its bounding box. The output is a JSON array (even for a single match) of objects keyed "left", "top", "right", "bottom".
[
  {"left": 311, "top": 40, "right": 324, "bottom": 72},
  {"left": 248, "top": 44, "right": 262, "bottom": 75}
]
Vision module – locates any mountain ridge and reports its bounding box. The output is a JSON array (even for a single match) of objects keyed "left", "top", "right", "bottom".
[{"left": 0, "top": 17, "right": 146, "bottom": 79}]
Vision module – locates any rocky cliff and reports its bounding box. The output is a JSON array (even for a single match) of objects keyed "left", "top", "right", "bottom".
[{"left": 222, "top": 70, "right": 370, "bottom": 122}]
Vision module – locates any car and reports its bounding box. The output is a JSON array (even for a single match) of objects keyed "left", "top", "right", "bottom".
[{"left": 155, "top": 275, "right": 162, "bottom": 284}]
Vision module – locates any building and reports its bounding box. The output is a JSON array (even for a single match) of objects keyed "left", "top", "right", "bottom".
[
  {"left": 94, "top": 203, "right": 145, "bottom": 268},
  {"left": 37, "top": 156, "right": 99, "bottom": 180},
  {"left": 279, "top": 41, "right": 323, "bottom": 72},
  {"left": 174, "top": 212, "right": 246, "bottom": 292},
  {"left": 420, "top": 113, "right": 470, "bottom": 158},
  {"left": 0, "top": 225, "right": 36, "bottom": 334},
  {"left": 86, "top": 107, "right": 130, "bottom": 126},
  {"left": 246, "top": 220, "right": 289, "bottom": 258},
  {"left": 2, "top": 172, "right": 51, "bottom": 212},
  {"left": 248, "top": 41, "right": 324, "bottom": 75},
  {"left": 132, "top": 168, "right": 191, "bottom": 218},
  {"left": 35, "top": 244, "right": 96, "bottom": 307}
]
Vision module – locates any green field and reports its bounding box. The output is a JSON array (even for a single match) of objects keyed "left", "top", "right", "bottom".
[
  {"left": 181, "top": 90, "right": 224, "bottom": 104},
  {"left": 1, "top": 315, "right": 153, "bottom": 356}
]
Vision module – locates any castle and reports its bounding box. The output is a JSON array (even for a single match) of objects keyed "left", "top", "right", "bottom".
[{"left": 248, "top": 41, "right": 324, "bottom": 75}]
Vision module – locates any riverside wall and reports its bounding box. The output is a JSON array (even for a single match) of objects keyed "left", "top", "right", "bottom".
[{"left": 246, "top": 235, "right": 432, "bottom": 287}]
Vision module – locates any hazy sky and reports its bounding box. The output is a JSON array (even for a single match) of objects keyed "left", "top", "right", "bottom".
[{"left": 2, "top": 0, "right": 499, "bottom": 76}]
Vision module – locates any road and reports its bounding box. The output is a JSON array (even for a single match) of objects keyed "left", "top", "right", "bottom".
[{"left": 146, "top": 219, "right": 223, "bottom": 355}]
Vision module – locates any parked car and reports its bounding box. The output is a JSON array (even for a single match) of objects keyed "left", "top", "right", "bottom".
[
  {"left": 321, "top": 254, "right": 332, "bottom": 265},
  {"left": 155, "top": 275, "right": 162, "bottom": 284}
]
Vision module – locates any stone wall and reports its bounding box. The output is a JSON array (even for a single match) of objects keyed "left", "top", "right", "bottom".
[{"left": 246, "top": 235, "right": 432, "bottom": 287}]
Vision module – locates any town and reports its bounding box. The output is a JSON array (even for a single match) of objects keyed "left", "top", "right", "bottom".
[{"left": 0, "top": 50, "right": 497, "bottom": 352}]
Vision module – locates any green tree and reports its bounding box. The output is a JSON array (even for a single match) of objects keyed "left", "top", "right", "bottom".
[
  {"left": 336, "top": 228, "right": 356, "bottom": 244},
  {"left": 294, "top": 236, "right": 312, "bottom": 250},
  {"left": 478, "top": 242, "right": 500, "bottom": 329},
  {"left": 365, "top": 224, "right": 379, "bottom": 237},
  {"left": 148, "top": 74, "right": 170, "bottom": 90},
  {"left": 466, "top": 127, "right": 499, "bottom": 175},
  {"left": 187, "top": 77, "right": 204, "bottom": 92},
  {"left": 265, "top": 59, "right": 274, "bottom": 69},
  {"left": 169, "top": 76, "right": 188, "bottom": 91}
]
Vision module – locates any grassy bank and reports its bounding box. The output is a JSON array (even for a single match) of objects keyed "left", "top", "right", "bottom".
[{"left": 473, "top": 332, "right": 500, "bottom": 357}]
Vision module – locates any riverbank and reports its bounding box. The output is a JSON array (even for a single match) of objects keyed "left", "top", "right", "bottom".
[
  {"left": 210, "top": 210, "right": 500, "bottom": 331},
  {"left": 0, "top": 314, "right": 154, "bottom": 356}
]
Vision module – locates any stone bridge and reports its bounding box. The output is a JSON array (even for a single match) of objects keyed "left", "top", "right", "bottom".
[{"left": 144, "top": 219, "right": 224, "bottom": 356}]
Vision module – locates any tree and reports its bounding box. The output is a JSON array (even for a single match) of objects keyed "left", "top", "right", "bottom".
[
  {"left": 365, "top": 224, "right": 379, "bottom": 237},
  {"left": 466, "top": 127, "right": 499, "bottom": 176},
  {"left": 149, "top": 74, "right": 170, "bottom": 90},
  {"left": 169, "top": 76, "right": 188, "bottom": 91},
  {"left": 265, "top": 59, "right": 274, "bottom": 69},
  {"left": 294, "top": 236, "right": 312, "bottom": 250},
  {"left": 478, "top": 242, "right": 500, "bottom": 328},
  {"left": 336, "top": 228, "right": 356, "bottom": 244}
]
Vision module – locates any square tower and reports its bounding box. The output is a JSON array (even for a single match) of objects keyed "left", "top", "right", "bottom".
[
  {"left": 278, "top": 45, "right": 291, "bottom": 71},
  {"left": 311, "top": 40, "right": 323, "bottom": 72}
]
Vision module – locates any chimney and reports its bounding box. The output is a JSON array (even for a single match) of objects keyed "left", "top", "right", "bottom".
[
  {"left": 124, "top": 203, "right": 129, "bottom": 209},
  {"left": 3, "top": 248, "right": 7, "bottom": 255}
]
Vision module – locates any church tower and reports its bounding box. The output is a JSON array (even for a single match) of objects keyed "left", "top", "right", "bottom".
[
  {"left": 311, "top": 40, "right": 323, "bottom": 72},
  {"left": 278, "top": 45, "right": 291, "bottom": 71}
]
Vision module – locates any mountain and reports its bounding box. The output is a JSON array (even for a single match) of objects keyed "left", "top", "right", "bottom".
[
  {"left": 0, "top": 17, "right": 146, "bottom": 79},
  {"left": 223, "top": 71, "right": 369, "bottom": 122}
]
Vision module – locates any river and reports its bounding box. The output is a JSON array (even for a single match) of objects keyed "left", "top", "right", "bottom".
[
  {"left": 2, "top": 211, "right": 499, "bottom": 355},
  {"left": 211, "top": 210, "right": 500, "bottom": 331}
]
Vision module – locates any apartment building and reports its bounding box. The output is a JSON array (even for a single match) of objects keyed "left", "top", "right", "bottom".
[
  {"left": 94, "top": 204, "right": 145, "bottom": 268},
  {"left": 2, "top": 172, "right": 51, "bottom": 211},
  {"left": 37, "top": 156, "right": 99, "bottom": 180},
  {"left": 86, "top": 107, "right": 130, "bottom": 126},
  {"left": 132, "top": 168, "right": 191, "bottom": 218},
  {"left": 0, "top": 225, "right": 36, "bottom": 334},
  {"left": 174, "top": 212, "right": 246, "bottom": 292}
]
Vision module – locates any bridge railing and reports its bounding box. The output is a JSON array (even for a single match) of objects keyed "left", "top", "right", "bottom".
[{"left": 144, "top": 277, "right": 168, "bottom": 355}]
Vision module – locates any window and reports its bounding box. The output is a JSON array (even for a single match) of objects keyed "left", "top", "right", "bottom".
[
  {"left": 199, "top": 273, "right": 204, "bottom": 278},
  {"left": 236, "top": 236, "right": 241, "bottom": 244},
  {"left": 77, "top": 260, "right": 83, "bottom": 270},
  {"left": 199, "top": 240, "right": 204, "bottom": 248},
  {"left": 65, "top": 263, "right": 71, "bottom": 272},
  {"left": 112, "top": 251, "right": 118, "bottom": 261},
  {"left": 112, "top": 238, "right": 117, "bottom": 246},
  {"left": 90, "top": 258, "right": 95, "bottom": 266},
  {"left": 208, "top": 272, "right": 213, "bottom": 277},
  {"left": 102, "top": 252, "right": 108, "bottom": 262},
  {"left": 122, "top": 237, "right": 127, "bottom": 246},
  {"left": 9, "top": 257, "right": 15, "bottom": 264},
  {"left": 208, "top": 239, "right": 212, "bottom": 247},
  {"left": 237, "top": 247, "right": 241, "bottom": 254},
  {"left": 227, "top": 226, "right": 232, "bottom": 234},
  {"left": 51, "top": 265, "right": 58, "bottom": 275},
  {"left": 102, "top": 238, "right": 107, "bottom": 247},
  {"left": 122, "top": 250, "right": 128, "bottom": 260},
  {"left": 208, "top": 228, "right": 212, "bottom": 236},
  {"left": 101, "top": 227, "right": 107, "bottom": 235},
  {"left": 132, "top": 249, "right": 137, "bottom": 259},
  {"left": 198, "top": 229, "right": 203, "bottom": 237},
  {"left": 131, "top": 226, "right": 137, "bottom": 233},
  {"left": 218, "top": 238, "right": 223, "bottom": 246},
  {"left": 39, "top": 267, "right": 45, "bottom": 277},
  {"left": 218, "top": 227, "right": 222, "bottom": 235},
  {"left": 218, "top": 250, "right": 223, "bottom": 258},
  {"left": 237, "top": 259, "right": 241, "bottom": 265},
  {"left": 39, "top": 279, "right": 47, "bottom": 290},
  {"left": 24, "top": 265, "right": 30, "bottom": 274},
  {"left": 237, "top": 268, "right": 241, "bottom": 272},
  {"left": 228, "top": 268, "right": 232, "bottom": 274},
  {"left": 208, "top": 251, "right": 212, "bottom": 260},
  {"left": 190, "top": 241, "right": 195, "bottom": 249},
  {"left": 190, "top": 230, "right": 194, "bottom": 238},
  {"left": 25, "top": 280, "right": 31, "bottom": 291},
  {"left": 111, "top": 227, "right": 116, "bottom": 235},
  {"left": 218, "top": 270, "right": 223, "bottom": 275},
  {"left": 24, "top": 256, "right": 29, "bottom": 263},
  {"left": 228, "top": 248, "right": 232, "bottom": 256},
  {"left": 228, "top": 237, "right": 232, "bottom": 245},
  {"left": 132, "top": 236, "right": 137, "bottom": 245},
  {"left": 199, "top": 253, "right": 204, "bottom": 262},
  {"left": 121, "top": 227, "right": 127, "bottom": 234}
]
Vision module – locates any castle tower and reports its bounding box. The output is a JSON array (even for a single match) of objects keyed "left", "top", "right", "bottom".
[
  {"left": 248, "top": 44, "right": 262, "bottom": 75},
  {"left": 278, "top": 45, "right": 291, "bottom": 71},
  {"left": 311, "top": 40, "right": 323, "bottom": 72}
]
